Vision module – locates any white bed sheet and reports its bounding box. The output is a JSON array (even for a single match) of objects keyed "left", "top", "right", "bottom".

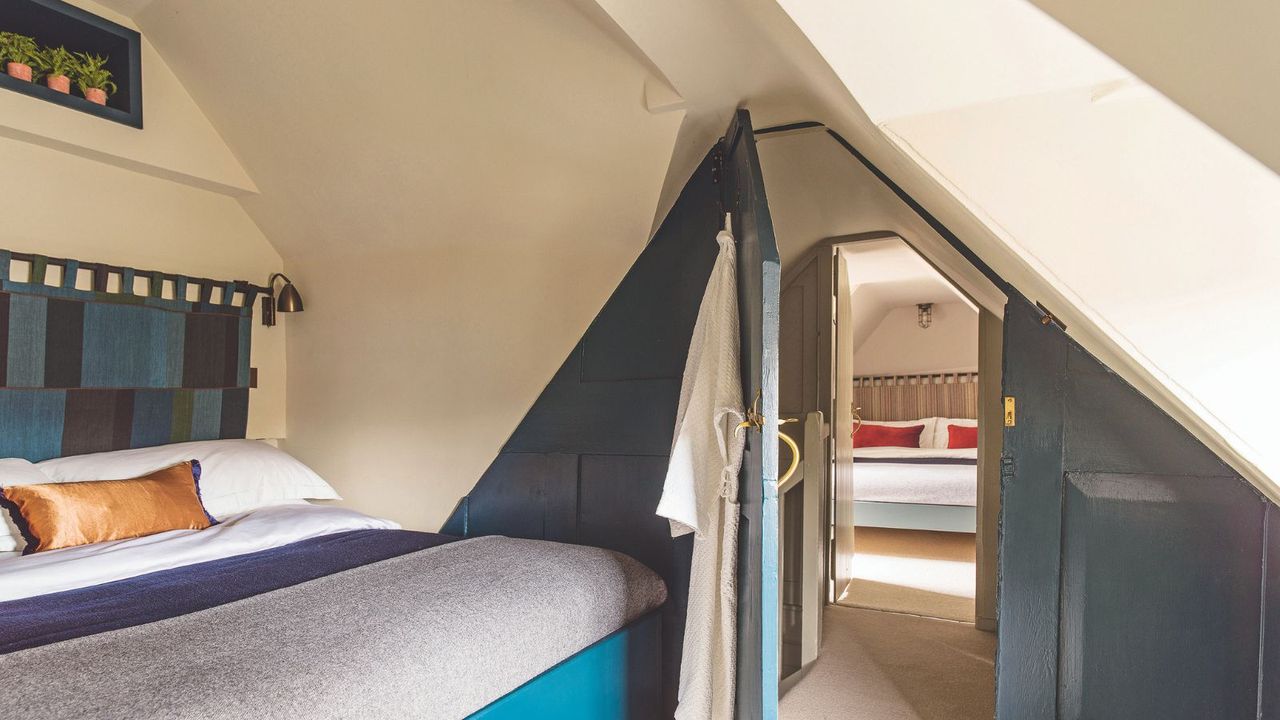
[
  {"left": 853, "top": 455, "right": 978, "bottom": 506},
  {"left": 0, "top": 504, "right": 398, "bottom": 602}
]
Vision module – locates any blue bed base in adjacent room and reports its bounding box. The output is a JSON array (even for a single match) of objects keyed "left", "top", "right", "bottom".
[
  {"left": 468, "top": 610, "right": 663, "bottom": 720},
  {"left": 853, "top": 499, "right": 977, "bottom": 533}
]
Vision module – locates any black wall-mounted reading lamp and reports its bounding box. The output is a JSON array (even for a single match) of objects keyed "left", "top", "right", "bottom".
[{"left": 261, "top": 272, "right": 304, "bottom": 327}]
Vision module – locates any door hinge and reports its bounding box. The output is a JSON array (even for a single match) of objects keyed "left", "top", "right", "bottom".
[
  {"left": 1000, "top": 455, "right": 1016, "bottom": 483},
  {"left": 1003, "top": 396, "right": 1016, "bottom": 427}
]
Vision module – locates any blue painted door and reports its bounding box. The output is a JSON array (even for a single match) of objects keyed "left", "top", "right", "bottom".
[{"left": 723, "top": 109, "right": 781, "bottom": 720}]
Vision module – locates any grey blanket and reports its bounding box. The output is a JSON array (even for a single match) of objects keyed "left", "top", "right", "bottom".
[{"left": 0, "top": 536, "right": 667, "bottom": 720}]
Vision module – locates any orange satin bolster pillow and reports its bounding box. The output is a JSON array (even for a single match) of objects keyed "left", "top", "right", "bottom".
[{"left": 0, "top": 460, "right": 214, "bottom": 554}]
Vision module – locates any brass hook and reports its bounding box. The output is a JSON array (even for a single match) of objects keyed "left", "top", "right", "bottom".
[{"left": 738, "top": 390, "right": 765, "bottom": 431}]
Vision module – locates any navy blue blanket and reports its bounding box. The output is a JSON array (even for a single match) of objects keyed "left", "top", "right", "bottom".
[{"left": 0, "top": 529, "right": 457, "bottom": 654}]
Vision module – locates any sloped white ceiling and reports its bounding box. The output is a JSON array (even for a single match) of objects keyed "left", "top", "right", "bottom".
[
  {"left": 792, "top": 0, "right": 1129, "bottom": 123},
  {"left": 841, "top": 238, "right": 970, "bottom": 307},
  {"left": 581, "top": 0, "right": 847, "bottom": 233},
  {"left": 1030, "top": 0, "right": 1280, "bottom": 176},
  {"left": 884, "top": 85, "right": 1280, "bottom": 483},
  {"left": 777, "top": 0, "right": 1280, "bottom": 497}
]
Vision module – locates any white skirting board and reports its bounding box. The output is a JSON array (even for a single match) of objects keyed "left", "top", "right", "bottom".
[{"left": 854, "top": 500, "right": 977, "bottom": 533}]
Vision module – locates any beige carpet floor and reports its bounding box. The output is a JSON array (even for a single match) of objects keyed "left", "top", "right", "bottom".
[
  {"left": 780, "top": 605, "right": 995, "bottom": 720},
  {"left": 839, "top": 528, "right": 977, "bottom": 622}
]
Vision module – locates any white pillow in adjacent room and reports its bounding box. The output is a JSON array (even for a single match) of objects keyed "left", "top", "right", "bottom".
[
  {"left": 0, "top": 459, "right": 57, "bottom": 553},
  {"left": 36, "top": 440, "right": 341, "bottom": 520}
]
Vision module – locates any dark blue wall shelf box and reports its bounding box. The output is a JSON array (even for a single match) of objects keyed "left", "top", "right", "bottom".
[{"left": 0, "top": 0, "right": 142, "bottom": 128}]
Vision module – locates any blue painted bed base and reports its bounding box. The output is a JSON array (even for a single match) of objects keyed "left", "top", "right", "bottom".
[
  {"left": 853, "top": 500, "right": 977, "bottom": 533},
  {"left": 468, "top": 610, "right": 663, "bottom": 719}
]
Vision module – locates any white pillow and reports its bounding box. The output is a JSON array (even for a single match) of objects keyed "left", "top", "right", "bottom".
[
  {"left": 0, "top": 459, "right": 57, "bottom": 553},
  {"left": 36, "top": 440, "right": 340, "bottom": 520},
  {"left": 934, "top": 418, "right": 978, "bottom": 449}
]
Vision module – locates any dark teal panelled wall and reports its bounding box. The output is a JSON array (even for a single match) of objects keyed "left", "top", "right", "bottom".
[
  {"left": 442, "top": 151, "right": 723, "bottom": 716},
  {"left": 998, "top": 295, "right": 1273, "bottom": 719}
]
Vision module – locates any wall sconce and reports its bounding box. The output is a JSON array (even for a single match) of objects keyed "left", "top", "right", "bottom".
[
  {"left": 917, "top": 303, "right": 933, "bottom": 329},
  {"left": 261, "top": 272, "right": 304, "bottom": 327}
]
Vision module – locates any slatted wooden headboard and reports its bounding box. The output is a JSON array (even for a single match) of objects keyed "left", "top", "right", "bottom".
[{"left": 851, "top": 373, "right": 978, "bottom": 421}]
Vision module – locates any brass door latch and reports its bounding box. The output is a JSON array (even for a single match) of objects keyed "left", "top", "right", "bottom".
[{"left": 737, "top": 391, "right": 801, "bottom": 485}]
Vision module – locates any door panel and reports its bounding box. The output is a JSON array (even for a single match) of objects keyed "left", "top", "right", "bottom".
[
  {"left": 778, "top": 248, "right": 833, "bottom": 677},
  {"left": 831, "top": 249, "right": 856, "bottom": 601},
  {"left": 724, "top": 108, "right": 781, "bottom": 720},
  {"left": 1058, "top": 471, "right": 1261, "bottom": 720}
]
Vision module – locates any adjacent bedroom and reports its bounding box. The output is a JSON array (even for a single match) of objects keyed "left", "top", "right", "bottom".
[
  {"left": 819, "top": 234, "right": 1003, "bottom": 719},
  {"left": 836, "top": 237, "right": 984, "bottom": 624}
]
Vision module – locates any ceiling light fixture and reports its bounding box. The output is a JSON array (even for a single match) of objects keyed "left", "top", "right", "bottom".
[{"left": 917, "top": 303, "right": 933, "bottom": 329}]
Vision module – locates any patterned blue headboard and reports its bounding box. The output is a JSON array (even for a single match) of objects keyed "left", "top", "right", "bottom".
[{"left": 0, "top": 250, "right": 262, "bottom": 462}]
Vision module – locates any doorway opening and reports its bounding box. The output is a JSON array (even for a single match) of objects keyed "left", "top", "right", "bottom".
[
  {"left": 832, "top": 236, "right": 991, "bottom": 625},
  {"left": 760, "top": 124, "right": 1007, "bottom": 720}
]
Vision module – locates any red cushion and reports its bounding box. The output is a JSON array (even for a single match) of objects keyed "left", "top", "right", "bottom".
[
  {"left": 853, "top": 423, "right": 925, "bottom": 448},
  {"left": 947, "top": 424, "right": 979, "bottom": 449}
]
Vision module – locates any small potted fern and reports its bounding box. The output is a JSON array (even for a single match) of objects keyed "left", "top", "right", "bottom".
[
  {"left": 0, "top": 32, "right": 39, "bottom": 82},
  {"left": 33, "top": 45, "right": 75, "bottom": 94},
  {"left": 72, "top": 51, "right": 115, "bottom": 105}
]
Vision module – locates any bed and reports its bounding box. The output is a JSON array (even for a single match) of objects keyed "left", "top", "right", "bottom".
[
  {"left": 0, "top": 252, "right": 670, "bottom": 720},
  {"left": 852, "top": 418, "right": 978, "bottom": 533},
  {"left": 0, "top": 480, "right": 667, "bottom": 719}
]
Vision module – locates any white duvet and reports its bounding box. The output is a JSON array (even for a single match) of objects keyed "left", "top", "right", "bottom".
[
  {"left": 0, "top": 504, "right": 398, "bottom": 603},
  {"left": 853, "top": 448, "right": 978, "bottom": 506}
]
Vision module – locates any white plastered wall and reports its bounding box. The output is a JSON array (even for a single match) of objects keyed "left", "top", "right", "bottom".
[
  {"left": 854, "top": 303, "right": 978, "bottom": 377},
  {"left": 112, "top": 0, "right": 685, "bottom": 530},
  {"left": 0, "top": 1, "right": 255, "bottom": 195},
  {"left": 0, "top": 0, "right": 284, "bottom": 438}
]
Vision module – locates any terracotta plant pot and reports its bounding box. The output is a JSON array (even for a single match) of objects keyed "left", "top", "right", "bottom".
[
  {"left": 45, "top": 74, "right": 69, "bottom": 94},
  {"left": 84, "top": 87, "right": 107, "bottom": 105},
  {"left": 6, "top": 62, "right": 32, "bottom": 82}
]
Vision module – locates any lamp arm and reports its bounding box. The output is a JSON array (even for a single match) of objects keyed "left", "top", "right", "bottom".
[{"left": 267, "top": 272, "right": 293, "bottom": 288}]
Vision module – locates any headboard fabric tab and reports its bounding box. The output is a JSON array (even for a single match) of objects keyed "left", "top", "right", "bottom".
[{"left": 0, "top": 250, "right": 257, "bottom": 462}]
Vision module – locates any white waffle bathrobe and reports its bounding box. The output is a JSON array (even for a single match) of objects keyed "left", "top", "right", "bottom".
[{"left": 656, "top": 227, "right": 746, "bottom": 720}]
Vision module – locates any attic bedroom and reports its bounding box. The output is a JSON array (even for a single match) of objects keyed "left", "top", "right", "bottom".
[{"left": 0, "top": 1, "right": 1276, "bottom": 719}]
